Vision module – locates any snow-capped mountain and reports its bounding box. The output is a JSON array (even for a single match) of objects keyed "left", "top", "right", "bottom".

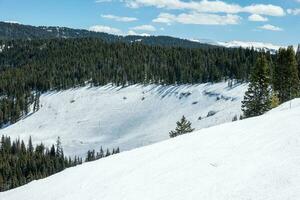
[
  {"left": 217, "top": 40, "right": 283, "bottom": 52},
  {"left": 2, "top": 98, "right": 300, "bottom": 200},
  {"left": 188, "top": 38, "right": 286, "bottom": 53},
  {"left": 0, "top": 82, "right": 247, "bottom": 157}
]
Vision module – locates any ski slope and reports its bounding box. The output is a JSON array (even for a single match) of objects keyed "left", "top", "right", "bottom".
[
  {"left": 0, "top": 82, "right": 246, "bottom": 157},
  {"left": 1, "top": 99, "right": 300, "bottom": 200}
]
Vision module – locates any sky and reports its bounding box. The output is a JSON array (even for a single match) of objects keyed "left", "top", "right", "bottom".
[{"left": 0, "top": 0, "right": 299, "bottom": 45}]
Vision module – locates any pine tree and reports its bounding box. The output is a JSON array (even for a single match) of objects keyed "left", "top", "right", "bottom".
[
  {"left": 56, "top": 137, "right": 63, "bottom": 158},
  {"left": 33, "top": 92, "right": 40, "bottom": 113},
  {"left": 273, "top": 47, "right": 300, "bottom": 103},
  {"left": 50, "top": 144, "right": 56, "bottom": 157},
  {"left": 99, "top": 146, "right": 104, "bottom": 158},
  {"left": 28, "top": 136, "right": 34, "bottom": 153},
  {"left": 105, "top": 149, "right": 111, "bottom": 157},
  {"left": 169, "top": 115, "right": 194, "bottom": 138},
  {"left": 242, "top": 55, "right": 271, "bottom": 118},
  {"left": 296, "top": 44, "right": 300, "bottom": 81}
]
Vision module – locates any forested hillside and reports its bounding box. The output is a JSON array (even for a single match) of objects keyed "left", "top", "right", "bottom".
[
  {"left": 0, "top": 38, "right": 261, "bottom": 127},
  {"left": 0, "top": 22, "right": 214, "bottom": 49}
]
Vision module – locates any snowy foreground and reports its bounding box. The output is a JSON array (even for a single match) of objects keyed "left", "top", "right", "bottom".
[
  {"left": 0, "top": 82, "right": 247, "bottom": 157},
  {"left": 1, "top": 99, "right": 300, "bottom": 200}
]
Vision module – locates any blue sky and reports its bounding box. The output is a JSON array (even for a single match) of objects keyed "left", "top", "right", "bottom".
[{"left": 0, "top": 0, "right": 299, "bottom": 45}]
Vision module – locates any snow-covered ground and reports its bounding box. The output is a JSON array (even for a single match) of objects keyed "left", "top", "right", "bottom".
[
  {"left": 1, "top": 98, "right": 300, "bottom": 200},
  {"left": 0, "top": 82, "right": 247, "bottom": 157}
]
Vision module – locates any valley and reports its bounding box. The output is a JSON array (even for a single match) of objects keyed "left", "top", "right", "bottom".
[{"left": 0, "top": 82, "right": 247, "bottom": 157}]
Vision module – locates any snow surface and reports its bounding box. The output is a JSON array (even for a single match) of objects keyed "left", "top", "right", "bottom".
[
  {"left": 0, "top": 82, "right": 247, "bottom": 157},
  {"left": 1, "top": 98, "right": 300, "bottom": 200}
]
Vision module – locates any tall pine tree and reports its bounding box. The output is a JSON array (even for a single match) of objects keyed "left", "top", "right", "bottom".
[
  {"left": 242, "top": 55, "right": 271, "bottom": 118},
  {"left": 296, "top": 44, "right": 300, "bottom": 80},
  {"left": 273, "top": 46, "right": 300, "bottom": 103}
]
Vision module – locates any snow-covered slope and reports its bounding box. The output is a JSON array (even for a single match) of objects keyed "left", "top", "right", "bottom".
[
  {"left": 0, "top": 82, "right": 247, "bottom": 157},
  {"left": 2, "top": 99, "right": 300, "bottom": 200}
]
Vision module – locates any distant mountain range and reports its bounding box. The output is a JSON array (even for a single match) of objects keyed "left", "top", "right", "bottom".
[
  {"left": 189, "top": 38, "right": 286, "bottom": 53},
  {"left": 0, "top": 21, "right": 214, "bottom": 49},
  {"left": 1, "top": 21, "right": 293, "bottom": 52}
]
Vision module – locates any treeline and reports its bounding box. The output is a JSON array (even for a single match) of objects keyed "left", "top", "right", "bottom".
[
  {"left": 0, "top": 136, "right": 80, "bottom": 192},
  {"left": 0, "top": 135, "right": 120, "bottom": 192},
  {"left": 0, "top": 38, "right": 260, "bottom": 127},
  {"left": 242, "top": 46, "right": 300, "bottom": 118},
  {"left": 85, "top": 147, "right": 120, "bottom": 162},
  {"left": 0, "top": 21, "right": 221, "bottom": 49}
]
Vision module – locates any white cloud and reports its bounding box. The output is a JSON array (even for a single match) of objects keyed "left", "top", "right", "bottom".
[
  {"left": 95, "top": 0, "right": 112, "bottom": 3},
  {"left": 242, "top": 4, "right": 285, "bottom": 17},
  {"left": 259, "top": 24, "right": 283, "bottom": 31},
  {"left": 89, "top": 25, "right": 123, "bottom": 35},
  {"left": 153, "top": 13, "right": 175, "bottom": 25},
  {"left": 125, "top": 0, "right": 241, "bottom": 12},
  {"left": 248, "top": 14, "right": 268, "bottom": 22},
  {"left": 153, "top": 12, "right": 241, "bottom": 25},
  {"left": 124, "top": 0, "right": 285, "bottom": 16},
  {"left": 131, "top": 24, "right": 156, "bottom": 31},
  {"left": 287, "top": 8, "right": 300, "bottom": 15},
  {"left": 127, "top": 30, "right": 150, "bottom": 36},
  {"left": 101, "top": 14, "right": 138, "bottom": 22}
]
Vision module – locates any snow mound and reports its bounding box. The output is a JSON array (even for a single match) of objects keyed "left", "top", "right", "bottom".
[
  {"left": 0, "top": 82, "right": 247, "bottom": 157},
  {"left": 1, "top": 99, "right": 300, "bottom": 200}
]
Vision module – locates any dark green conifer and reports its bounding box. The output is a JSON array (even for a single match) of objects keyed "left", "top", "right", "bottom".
[
  {"left": 28, "top": 136, "right": 34, "bottom": 153},
  {"left": 242, "top": 55, "right": 272, "bottom": 118},
  {"left": 273, "top": 47, "right": 300, "bottom": 103},
  {"left": 296, "top": 44, "right": 300, "bottom": 80},
  {"left": 0, "top": 135, "right": 79, "bottom": 192},
  {"left": 169, "top": 115, "right": 194, "bottom": 138}
]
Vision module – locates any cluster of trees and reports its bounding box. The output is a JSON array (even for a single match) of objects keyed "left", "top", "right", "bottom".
[
  {"left": 0, "top": 134, "right": 122, "bottom": 191},
  {"left": 169, "top": 116, "right": 194, "bottom": 138},
  {"left": 85, "top": 147, "right": 120, "bottom": 162},
  {"left": 242, "top": 46, "right": 300, "bottom": 118},
  {"left": 0, "top": 38, "right": 260, "bottom": 127},
  {"left": 0, "top": 136, "right": 81, "bottom": 192}
]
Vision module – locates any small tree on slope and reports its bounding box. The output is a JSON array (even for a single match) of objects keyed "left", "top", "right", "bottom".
[
  {"left": 242, "top": 55, "right": 272, "bottom": 118},
  {"left": 169, "top": 116, "right": 194, "bottom": 138}
]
